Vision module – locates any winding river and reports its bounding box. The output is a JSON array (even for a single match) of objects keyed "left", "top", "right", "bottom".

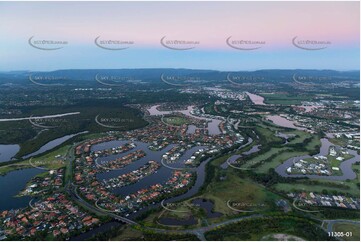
[
  {"left": 0, "top": 131, "right": 88, "bottom": 163},
  {"left": 275, "top": 138, "right": 359, "bottom": 181},
  {"left": 96, "top": 141, "right": 206, "bottom": 196},
  {"left": 22, "top": 131, "right": 88, "bottom": 159},
  {"left": 89, "top": 139, "right": 216, "bottom": 220},
  {"left": 220, "top": 137, "right": 254, "bottom": 169}
]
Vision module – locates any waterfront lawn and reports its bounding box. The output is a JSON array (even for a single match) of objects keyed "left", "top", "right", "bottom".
[
  {"left": 141, "top": 204, "right": 200, "bottom": 229},
  {"left": 200, "top": 170, "right": 281, "bottom": 215},
  {"left": 257, "top": 122, "right": 286, "bottom": 132},
  {"left": 174, "top": 207, "right": 195, "bottom": 219},
  {"left": 161, "top": 202, "right": 197, "bottom": 220},
  {"left": 255, "top": 126, "right": 283, "bottom": 144},
  {"left": 303, "top": 135, "right": 322, "bottom": 152},
  {"left": 286, "top": 130, "right": 313, "bottom": 145},
  {"left": 241, "top": 124, "right": 320, "bottom": 173},
  {"left": 242, "top": 147, "right": 287, "bottom": 169},
  {"left": 0, "top": 161, "right": 30, "bottom": 175},
  {"left": 256, "top": 150, "right": 308, "bottom": 174},
  {"left": 329, "top": 154, "right": 353, "bottom": 168},
  {"left": 0, "top": 145, "right": 70, "bottom": 175},
  {"left": 329, "top": 137, "right": 349, "bottom": 147},
  {"left": 141, "top": 154, "right": 282, "bottom": 227},
  {"left": 253, "top": 132, "right": 320, "bottom": 173},
  {"left": 28, "top": 145, "right": 70, "bottom": 168}
]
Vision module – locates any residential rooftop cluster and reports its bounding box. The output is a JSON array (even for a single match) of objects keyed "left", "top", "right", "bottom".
[
  {"left": 21, "top": 168, "right": 64, "bottom": 196},
  {"left": 287, "top": 157, "right": 332, "bottom": 176},
  {"left": 94, "top": 149, "right": 146, "bottom": 171},
  {"left": 75, "top": 136, "right": 116, "bottom": 155},
  {"left": 120, "top": 115, "right": 242, "bottom": 152},
  {"left": 164, "top": 112, "right": 208, "bottom": 127},
  {"left": 288, "top": 192, "right": 360, "bottom": 210},
  {"left": 0, "top": 193, "right": 99, "bottom": 240},
  {"left": 204, "top": 88, "right": 246, "bottom": 101},
  {"left": 90, "top": 142, "right": 136, "bottom": 157},
  {"left": 96, "top": 170, "right": 194, "bottom": 216},
  {"left": 287, "top": 146, "right": 353, "bottom": 176},
  {"left": 162, "top": 145, "right": 205, "bottom": 166},
  {"left": 74, "top": 138, "right": 196, "bottom": 216},
  {"left": 101, "top": 160, "right": 160, "bottom": 189},
  {"left": 286, "top": 113, "right": 359, "bottom": 135}
]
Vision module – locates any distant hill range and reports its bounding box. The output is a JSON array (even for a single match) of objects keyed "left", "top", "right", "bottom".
[{"left": 0, "top": 69, "right": 359, "bottom": 85}]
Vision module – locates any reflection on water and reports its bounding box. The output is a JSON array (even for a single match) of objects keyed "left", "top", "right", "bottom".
[
  {"left": 246, "top": 92, "right": 265, "bottom": 105},
  {"left": 266, "top": 115, "right": 305, "bottom": 131},
  {"left": 0, "top": 168, "right": 43, "bottom": 211},
  {"left": 91, "top": 139, "right": 213, "bottom": 219},
  {"left": 0, "top": 144, "right": 20, "bottom": 163},
  {"left": 192, "top": 198, "right": 222, "bottom": 218},
  {"left": 23, "top": 131, "right": 88, "bottom": 159},
  {"left": 158, "top": 198, "right": 222, "bottom": 226},
  {"left": 220, "top": 137, "right": 254, "bottom": 169},
  {"left": 95, "top": 140, "right": 206, "bottom": 198}
]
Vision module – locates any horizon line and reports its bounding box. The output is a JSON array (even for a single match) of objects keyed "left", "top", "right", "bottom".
[{"left": 1, "top": 68, "right": 360, "bottom": 73}]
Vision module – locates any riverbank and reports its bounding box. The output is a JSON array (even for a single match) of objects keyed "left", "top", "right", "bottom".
[{"left": 275, "top": 138, "right": 359, "bottom": 181}]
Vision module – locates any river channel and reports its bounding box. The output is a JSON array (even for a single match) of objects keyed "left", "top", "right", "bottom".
[
  {"left": 0, "top": 131, "right": 88, "bottom": 163},
  {"left": 95, "top": 140, "right": 206, "bottom": 197},
  {"left": 91, "top": 138, "right": 217, "bottom": 220},
  {"left": 275, "top": 138, "right": 359, "bottom": 181}
]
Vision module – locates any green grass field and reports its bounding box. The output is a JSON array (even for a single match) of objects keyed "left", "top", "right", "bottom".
[
  {"left": 139, "top": 151, "right": 283, "bottom": 229},
  {"left": 109, "top": 225, "right": 144, "bottom": 241},
  {"left": 332, "top": 222, "right": 360, "bottom": 241},
  {"left": 256, "top": 150, "right": 309, "bottom": 173},
  {"left": 240, "top": 123, "right": 320, "bottom": 173},
  {"left": 330, "top": 154, "right": 353, "bottom": 167},
  {"left": 200, "top": 153, "right": 282, "bottom": 215},
  {"left": 329, "top": 137, "right": 349, "bottom": 147},
  {"left": 205, "top": 216, "right": 328, "bottom": 241},
  {"left": 242, "top": 147, "right": 288, "bottom": 168},
  {"left": 0, "top": 145, "right": 70, "bottom": 175},
  {"left": 286, "top": 130, "right": 313, "bottom": 145},
  {"left": 261, "top": 93, "right": 313, "bottom": 105},
  {"left": 273, "top": 179, "right": 359, "bottom": 197},
  {"left": 201, "top": 173, "right": 280, "bottom": 215},
  {"left": 163, "top": 116, "right": 189, "bottom": 126}
]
